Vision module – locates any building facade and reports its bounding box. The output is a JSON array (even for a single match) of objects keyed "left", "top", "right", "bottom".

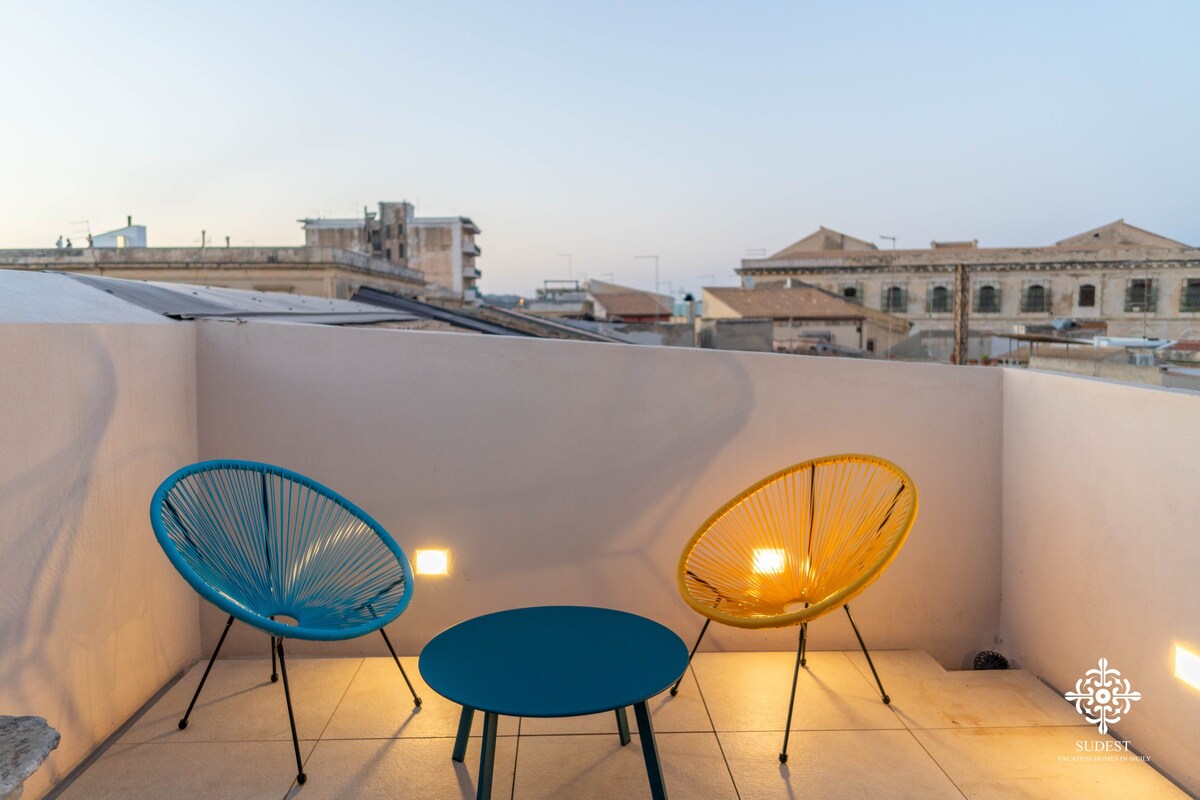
[
  {"left": 301, "top": 201, "right": 481, "bottom": 304},
  {"left": 737, "top": 221, "right": 1200, "bottom": 343},
  {"left": 703, "top": 283, "right": 910, "bottom": 356},
  {"left": 0, "top": 246, "right": 425, "bottom": 300}
]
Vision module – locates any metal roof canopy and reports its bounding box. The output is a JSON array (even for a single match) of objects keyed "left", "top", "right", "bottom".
[
  {"left": 62, "top": 273, "right": 421, "bottom": 324},
  {"left": 352, "top": 287, "right": 531, "bottom": 336}
]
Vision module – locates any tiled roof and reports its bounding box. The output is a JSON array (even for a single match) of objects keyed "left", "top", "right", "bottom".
[
  {"left": 706, "top": 284, "right": 907, "bottom": 329},
  {"left": 587, "top": 280, "right": 673, "bottom": 317}
]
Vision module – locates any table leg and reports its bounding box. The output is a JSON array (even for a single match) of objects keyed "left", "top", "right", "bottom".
[
  {"left": 633, "top": 701, "right": 668, "bottom": 800},
  {"left": 453, "top": 706, "right": 475, "bottom": 762},
  {"left": 477, "top": 711, "right": 499, "bottom": 800},
  {"left": 615, "top": 707, "right": 631, "bottom": 746}
]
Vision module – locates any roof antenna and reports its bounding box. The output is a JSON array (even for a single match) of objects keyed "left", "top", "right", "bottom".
[{"left": 880, "top": 235, "right": 897, "bottom": 250}]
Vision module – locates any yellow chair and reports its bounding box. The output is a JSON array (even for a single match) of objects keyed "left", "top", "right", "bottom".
[{"left": 675, "top": 453, "right": 918, "bottom": 763}]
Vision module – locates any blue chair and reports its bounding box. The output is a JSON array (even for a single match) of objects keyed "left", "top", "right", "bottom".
[{"left": 150, "top": 460, "right": 420, "bottom": 784}]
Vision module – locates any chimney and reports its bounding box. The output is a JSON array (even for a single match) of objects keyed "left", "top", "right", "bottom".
[{"left": 127, "top": 215, "right": 132, "bottom": 227}]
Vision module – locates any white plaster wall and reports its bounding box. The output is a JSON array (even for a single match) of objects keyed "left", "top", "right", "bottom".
[
  {"left": 195, "top": 319, "right": 1004, "bottom": 668},
  {"left": 0, "top": 323, "right": 200, "bottom": 799},
  {"left": 1000, "top": 369, "right": 1200, "bottom": 792}
]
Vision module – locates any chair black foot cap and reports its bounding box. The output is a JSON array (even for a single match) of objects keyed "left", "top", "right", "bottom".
[
  {"left": 414, "top": 697, "right": 423, "bottom": 707},
  {"left": 882, "top": 695, "right": 891, "bottom": 705},
  {"left": 669, "top": 688, "right": 678, "bottom": 697},
  {"left": 271, "top": 674, "right": 279, "bottom": 683},
  {"left": 177, "top": 720, "right": 188, "bottom": 730},
  {"left": 779, "top": 753, "right": 788, "bottom": 764},
  {"left": 800, "top": 659, "right": 807, "bottom": 668},
  {"left": 296, "top": 773, "right": 307, "bottom": 785}
]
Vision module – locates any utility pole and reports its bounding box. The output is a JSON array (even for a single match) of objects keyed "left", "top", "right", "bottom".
[{"left": 953, "top": 263, "right": 969, "bottom": 364}]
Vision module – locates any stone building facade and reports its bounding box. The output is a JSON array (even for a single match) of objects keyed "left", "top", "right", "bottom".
[
  {"left": 737, "top": 221, "right": 1200, "bottom": 342},
  {"left": 301, "top": 201, "right": 481, "bottom": 303}
]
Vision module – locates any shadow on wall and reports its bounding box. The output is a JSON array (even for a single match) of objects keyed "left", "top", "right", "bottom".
[{"left": 0, "top": 331, "right": 116, "bottom": 738}]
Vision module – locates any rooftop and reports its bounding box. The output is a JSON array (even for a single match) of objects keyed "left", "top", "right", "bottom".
[{"left": 4, "top": 280, "right": 1198, "bottom": 799}]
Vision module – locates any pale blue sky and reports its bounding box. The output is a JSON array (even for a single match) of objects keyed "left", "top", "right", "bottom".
[{"left": 2, "top": 1, "right": 1197, "bottom": 294}]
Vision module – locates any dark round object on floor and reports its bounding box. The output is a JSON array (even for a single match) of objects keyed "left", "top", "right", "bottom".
[{"left": 974, "top": 650, "right": 1009, "bottom": 670}]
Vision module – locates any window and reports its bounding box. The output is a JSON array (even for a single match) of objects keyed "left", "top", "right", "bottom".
[
  {"left": 881, "top": 285, "right": 907, "bottom": 312},
  {"left": 115, "top": 234, "right": 126, "bottom": 248},
  {"left": 1182, "top": 280, "right": 1200, "bottom": 312},
  {"left": 842, "top": 285, "right": 860, "bottom": 304},
  {"left": 1078, "top": 284, "right": 1096, "bottom": 307},
  {"left": 1125, "top": 279, "right": 1157, "bottom": 312},
  {"left": 866, "top": 339, "right": 875, "bottom": 352},
  {"left": 974, "top": 284, "right": 1000, "bottom": 313},
  {"left": 1021, "top": 283, "right": 1049, "bottom": 313},
  {"left": 927, "top": 285, "right": 951, "bottom": 313}
]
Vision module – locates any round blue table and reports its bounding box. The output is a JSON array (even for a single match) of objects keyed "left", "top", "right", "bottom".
[{"left": 419, "top": 605, "right": 688, "bottom": 800}]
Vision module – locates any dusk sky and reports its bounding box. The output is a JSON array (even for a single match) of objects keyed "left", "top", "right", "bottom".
[{"left": 2, "top": 1, "right": 1197, "bottom": 295}]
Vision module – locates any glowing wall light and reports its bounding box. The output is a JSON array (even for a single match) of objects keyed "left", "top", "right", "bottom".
[
  {"left": 752, "top": 548, "right": 786, "bottom": 575},
  {"left": 414, "top": 549, "right": 450, "bottom": 576},
  {"left": 1176, "top": 644, "right": 1200, "bottom": 691}
]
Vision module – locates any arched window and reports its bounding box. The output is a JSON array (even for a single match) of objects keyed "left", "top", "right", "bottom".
[
  {"left": 843, "top": 286, "right": 858, "bottom": 300},
  {"left": 929, "top": 285, "right": 950, "bottom": 313},
  {"left": 975, "top": 284, "right": 999, "bottom": 313},
  {"left": 1022, "top": 284, "right": 1047, "bottom": 313},
  {"left": 882, "top": 285, "right": 906, "bottom": 312},
  {"left": 1182, "top": 280, "right": 1200, "bottom": 312},
  {"left": 1078, "top": 284, "right": 1096, "bottom": 308}
]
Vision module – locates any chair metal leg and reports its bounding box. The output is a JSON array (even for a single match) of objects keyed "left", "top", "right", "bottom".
[
  {"left": 270, "top": 635, "right": 278, "bottom": 682},
  {"left": 779, "top": 625, "right": 806, "bottom": 763},
  {"left": 616, "top": 706, "right": 631, "bottom": 746},
  {"left": 179, "top": 614, "right": 234, "bottom": 729},
  {"left": 798, "top": 621, "right": 809, "bottom": 668},
  {"left": 670, "top": 618, "right": 711, "bottom": 696},
  {"left": 379, "top": 628, "right": 422, "bottom": 706},
  {"left": 844, "top": 604, "right": 890, "bottom": 704},
  {"left": 275, "top": 639, "right": 307, "bottom": 784}
]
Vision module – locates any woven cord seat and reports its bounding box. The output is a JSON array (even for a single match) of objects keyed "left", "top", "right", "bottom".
[
  {"left": 150, "top": 460, "right": 421, "bottom": 784},
  {"left": 674, "top": 454, "right": 918, "bottom": 763}
]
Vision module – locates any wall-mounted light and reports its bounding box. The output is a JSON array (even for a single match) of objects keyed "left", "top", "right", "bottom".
[
  {"left": 752, "top": 548, "right": 786, "bottom": 575},
  {"left": 414, "top": 549, "right": 449, "bottom": 576},
  {"left": 1176, "top": 644, "right": 1200, "bottom": 691}
]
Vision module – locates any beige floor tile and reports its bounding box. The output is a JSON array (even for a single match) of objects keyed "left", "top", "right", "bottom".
[
  {"left": 121, "top": 657, "right": 362, "bottom": 743},
  {"left": 518, "top": 668, "right": 712, "bottom": 735},
  {"left": 55, "top": 740, "right": 316, "bottom": 800},
  {"left": 692, "top": 650, "right": 903, "bottom": 732},
  {"left": 322, "top": 657, "right": 518, "bottom": 739},
  {"left": 284, "top": 736, "right": 518, "bottom": 800},
  {"left": 845, "top": 651, "right": 1085, "bottom": 729},
  {"left": 719, "top": 729, "right": 964, "bottom": 800},
  {"left": 913, "top": 726, "right": 1187, "bottom": 800},
  {"left": 512, "top": 732, "right": 737, "bottom": 800}
]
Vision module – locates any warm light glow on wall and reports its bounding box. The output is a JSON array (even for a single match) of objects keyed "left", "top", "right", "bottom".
[
  {"left": 753, "top": 548, "right": 786, "bottom": 575},
  {"left": 415, "top": 549, "right": 449, "bottom": 576},
  {"left": 1176, "top": 644, "right": 1200, "bottom": 690}
]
